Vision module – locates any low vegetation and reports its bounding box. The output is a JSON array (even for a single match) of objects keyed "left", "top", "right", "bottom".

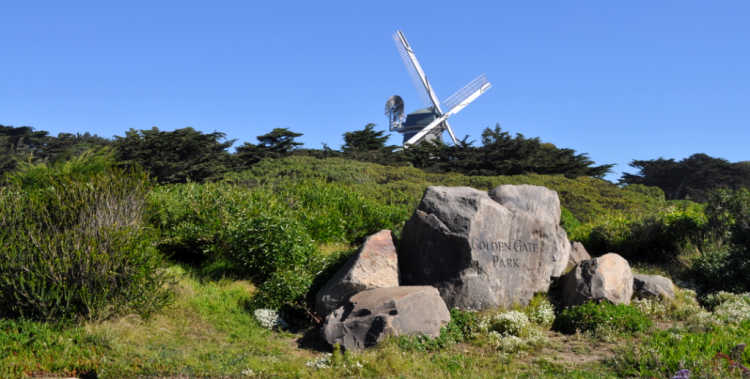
[{"left": 1, "top": 145, "right": 749, "bottom": 377}]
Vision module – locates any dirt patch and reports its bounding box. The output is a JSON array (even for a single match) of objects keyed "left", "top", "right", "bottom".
[{"left": 543, "top": 330, "right": 617, "bottom": 366}]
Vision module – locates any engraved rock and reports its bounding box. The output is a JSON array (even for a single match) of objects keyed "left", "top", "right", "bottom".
[
  {"left": 322, "top": 286, "right": 450, "bottom": 350},
  {"left": 315, "top": 230, "right": 399, "bottom": 316},
  {"left": 398, "top": 185, "right": 571, "bottom": 310},
  {"left": 559, "top": 253, "right": 634, "bottom": 306}
]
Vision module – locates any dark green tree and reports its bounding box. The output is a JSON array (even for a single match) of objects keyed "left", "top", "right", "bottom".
[
  {"left": 234, "top": 128, "right": 305, "bottom": 168},
  {"left": 342, "top": 123, "right": 389, "bottom": 153},
  {"left": 113, "top": 127, "right": 234, "bottom": 183},
  {"left": 620, "top": 153, "right": 750, "bottom": 201},
  {"left": 256, "top": 128, "right": 303, "bottom": 154}
]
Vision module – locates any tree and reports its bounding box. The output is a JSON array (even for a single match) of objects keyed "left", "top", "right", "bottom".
[
  {"left": 234, "top": 128, "right": 305, "bottom": 169},
  {"left": 113, "top": 127, "right": 234, "bottom": 183},
  {"left": 342, "top": 123, "right": 389, "bottom": 153},
  {"left": 620, "top": 153, "right": 750, "bottom": 201},
  {"left": 256, "top": 128, "right": 303, "bottom": 154}
]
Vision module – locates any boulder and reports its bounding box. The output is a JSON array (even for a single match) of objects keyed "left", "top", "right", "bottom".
[
  {"left": 566, "top": 241, "right": 591, "bottom": 272},
  {"left": 399, "top": 185, "right": 571, "bottom": 310},
  {"left": 322, "top": 286, "right": 450, "bottom": 350},
  {"left": 315, "top": 230, "right": 399, "bottom": 316},
  {"left": 633, "top": 274, "right": 675, "bottom": 300},
  {"left": 559, "top": 253, "right": 634, "bottom": 306}
]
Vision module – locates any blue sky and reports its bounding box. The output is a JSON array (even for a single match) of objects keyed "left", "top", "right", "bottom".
[{"left": 2, "top": 1, "right": 748, "bottom": 181}]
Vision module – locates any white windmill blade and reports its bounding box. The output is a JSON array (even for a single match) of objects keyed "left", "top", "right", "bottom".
[
  {"left": 405, "top": 77, "right": 492, "bottom": 147},
  {"left": 442, "top": 120, "right": 459, "bottom": 145},
  {"left": 404, "top": 114, "right": 452, "bottom": 147},
  {"left": 393, "top": 30, "right": 444, "bottom": 112},
  {"left": 442, "top": 74, "right": 491, "bottom": 112}
]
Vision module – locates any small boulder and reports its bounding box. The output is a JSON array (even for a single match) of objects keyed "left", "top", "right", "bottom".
[
  {"left": 559, "top": 253, "right": 634, "bottom": 306},
  {"left": 633, "top": 274, "right": 675, "bottom": 300},
  {"left": 322, "top": 286, "right": 450, "bottom": 350},
  {"left": 566, "top": 241, "right": 591, "bottom": 272},
  {"left": 315, "top": 230, "right": 399, "bottom": 316}
]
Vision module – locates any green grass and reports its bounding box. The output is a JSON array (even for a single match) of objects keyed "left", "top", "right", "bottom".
[
  {"left": 2, "top": 264, "right": 747, "bottom": 378},
  {"left": 0, "top": 265, "right": 621, "bottom": 378}
]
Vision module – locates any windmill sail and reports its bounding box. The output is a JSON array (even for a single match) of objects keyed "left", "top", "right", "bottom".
[
  {"left": 393, "top": 31, "right": 432, "bottom": 107},
  {"left": 442, "top": 74, "right": 491, "bottom": 113}
]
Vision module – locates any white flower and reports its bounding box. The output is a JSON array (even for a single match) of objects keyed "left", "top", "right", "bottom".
[
  {"left": 305, "top": 353, "right": 332, "bottom": 369},
  {"left": 490, "top": 310, "right": 532, "bottom": 337},
  {"left": 528, "top": 300, "right": 555, "bottom": 326},
  {"left": 253, "top": 308, "right": 289, "bottom": 330}
]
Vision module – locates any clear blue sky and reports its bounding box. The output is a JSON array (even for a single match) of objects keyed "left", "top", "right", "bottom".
[{"left": 2, "top": 1, "right": 748, "bottom": 181}]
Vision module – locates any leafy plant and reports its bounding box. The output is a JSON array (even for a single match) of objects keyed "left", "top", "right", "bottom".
[{"left": 553, "top": 301, "right": 652, "bottom": 336}]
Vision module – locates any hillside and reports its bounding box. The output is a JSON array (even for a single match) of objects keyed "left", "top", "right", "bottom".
[{"left": 1, "top": 154, "right": 749, "bottom": 378}]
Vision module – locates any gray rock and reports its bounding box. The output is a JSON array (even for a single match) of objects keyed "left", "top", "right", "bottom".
[
  {"left": 559, "top": 253, "right": 634, "bottom": 306},
  {"left": 399, "top": 185, "right": 571, "bottom": 310},
  {"left": 315, "top": 230, "right": 399, "bottom": 316},
  {"left": 489, "top": 184, "right": 561, "bottom": 225},
  {"left": 633, "top": 274, "right": 675, "bottom": 300},
  {"left": 566, "top": 241, "right": 591, "bottom": 273},
  {"left": 322, "top": 286, "right": 450, "bottom": 350}
]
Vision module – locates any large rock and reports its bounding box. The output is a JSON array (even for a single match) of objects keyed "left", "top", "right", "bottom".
[
  {"left": 322, "top": 286, "right": 450, "bottom": 350},
  {"left": 399, "top": 185, "right": 571, "bottom": 310},
  {"left": 559, "top": 253, "right": 634, "bottom": 306},
  {"left": 633, "top": 274, "right": 675, "bottom": 300},
  {"left": 315, "top": 230, "right": 399, "bottom": 316}
]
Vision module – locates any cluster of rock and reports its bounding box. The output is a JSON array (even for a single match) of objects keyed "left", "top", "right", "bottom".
[{"left": 314, "top": 184, "right": 676, "bottom": 350}]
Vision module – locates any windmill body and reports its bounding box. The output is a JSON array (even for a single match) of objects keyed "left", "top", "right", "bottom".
[{"left": 386, "top": 30, "right": 492, "bottom": 146}]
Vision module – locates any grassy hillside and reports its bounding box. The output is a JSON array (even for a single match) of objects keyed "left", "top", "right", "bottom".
[
  {"left": 2, "top": 154, "right": 749, "bottom": 378},
  {"left": 225, "top": 156, "right": 666, "bottom": 223}
]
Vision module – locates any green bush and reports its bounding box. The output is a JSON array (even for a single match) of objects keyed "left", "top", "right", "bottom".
[
  {"left": 553, "top": 301, "right": 652, "bottom": 336},
  {"left": 690, "top": 188, "right": 750, "bottom": 293},
  {"left": 574, "top": 203, "right": 707, "bottom": 263},
  {"left": 0, "top": 152, "right": 171, "bottom": 321},
  {"left": 225, "top": 215, "right": 318, "bottom": 283},
  {"left": 146, "top": 182, "right": 285, "bottom": 264}
]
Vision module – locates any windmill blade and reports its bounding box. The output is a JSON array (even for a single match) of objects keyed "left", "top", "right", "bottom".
[
  {"left": 442, "top": 74, "right": 491, "bottom": 113},
  {"left": 393, "top": 30, "right": 444, "bottom": 113},
  {"left": 404, "top": 113, "right": 452, "bottom": 147},
  {"left": 404, "top": 78, "right": 492, "bottom": 147},
  {"left": 442, "top": 120, "right": 459, "bottom": 145}
]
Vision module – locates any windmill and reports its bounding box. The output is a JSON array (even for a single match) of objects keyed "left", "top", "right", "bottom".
[{"left": 385, "top": 30, "right": 492, "bottom": 146}]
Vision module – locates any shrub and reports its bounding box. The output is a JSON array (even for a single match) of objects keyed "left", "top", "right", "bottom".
[
  {"left": 553, "top": 301, "right": 652, "bottom": 336},
  {"left": 225, "top": 215, "right": 318, "bottom": 283},
  {"left": 146, "top": 182, "right": 285, "bottom": 264},
  {"left": 576, "top": 203, "right": 707, "bottom": 263},
  {"left": 0, "top": 152, "right": 171, "bottom": 321},
  {"left": 691, "top": 188, "right": 750, "bottom": 293}
]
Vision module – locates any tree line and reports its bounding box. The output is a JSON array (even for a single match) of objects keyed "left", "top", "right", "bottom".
[{"left": 2, "top": 123, "right": 748, "bottom": 201}]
